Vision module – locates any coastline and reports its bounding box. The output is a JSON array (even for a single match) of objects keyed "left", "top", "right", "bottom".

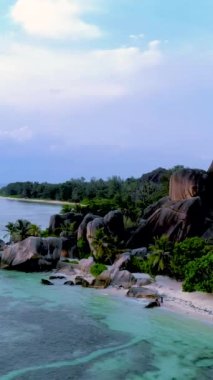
[
  {"left": 0, "top": 196, "right": 75, "bottom": 206},
  {"left": 98, "top": 276, "right": 213, "bottom": 324}
]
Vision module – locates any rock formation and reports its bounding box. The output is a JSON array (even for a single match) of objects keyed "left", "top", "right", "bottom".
[
  {"left": 128, "top": 164, "right": 213, "bottom": 248},
  {"left": 1, "top": 237, "right": 74, "bottom": 270},
  {"left": 49, "top": 212, "right": 83, "bottom": 235}
]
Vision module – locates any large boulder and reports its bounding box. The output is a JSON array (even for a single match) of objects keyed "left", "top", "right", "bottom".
[
  {"left": 49, "top": 212, "right": 83, "bottom": 235},
  {"left": 140, "top": 167, "right": 168, "bottom": 184},
  {"left": 110, "top": 270, "right": 136, "bottom": 289},
  {"left": 127, "top": 197, "right": 204, "bottom": 247},
  {"left": 1, "top": 237, "right": 71, "bottom": 271},
  {"left": 94, "top": 268, "right": 136, "bottom": 289},
  {"left": 169, "top": 169, "right": 207, "bottom": 202},
  {"left": 143, "top": 197, "right": 170, "bottom": 220},
  {"left": 78, "top": 256, "right": 94, "bottom": 273},
  {"left": 77, "top": 213, "right": 98, "bottom": 241},
  {"left": 86, "top": 217, "right": 106, "bottom": 255},
  {"left": 127, "top": 287, "right": 158, "bottom": 299},
  {"left": 104, "top": 210, "right": 124, "bottom": 238}
]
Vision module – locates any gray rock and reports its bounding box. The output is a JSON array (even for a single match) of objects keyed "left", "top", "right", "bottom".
[
  {"left": 134, "top": 273, "right": 153, "bottom": 286},
  {"left": 49, "top": 274, "right": 67, "bottom": 280},
  {"left": 86, "top": 217, "right": 106, "bottom": 255},
  {"left": 49, "top": 212, "right": 83, "bottom": 235},
  {"left": 1, "top": 237, "right": 71, "bottom": 271},
  {"left": 130, "top": 247, "right": 148, "bottom": 258},
  {"left": 77, "top": 213, "right": 98, "bottom": 241},
  {"left": 41, "top": 279, "right": 54, "bottom": 285},
  {"left": 75, "top": 275, "right": 95, "bottom": 287},
  {"left": 111, "top": 270, "right": 136, "bottom": 289},
  {"left": 126, "top": 287, "right": 158, "bottom": 299},
  {"left": 145, "top": 300, "right": 160, "bottom": 308},
  {"left": 78, "top": 256, "right": 94, "bottom": 273},
  {"left": 64, "top": 280, "right": 75, "bottom": 286},
  {"left": 104, "top": 210, "right": 124, "bottom": 237},
  {"left": 127, "top": 196, "right": 204, "bottom": 247}
]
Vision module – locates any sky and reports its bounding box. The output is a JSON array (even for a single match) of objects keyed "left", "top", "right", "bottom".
[{"left": 0, "top": 0, "right": 212, "bottom": 183}]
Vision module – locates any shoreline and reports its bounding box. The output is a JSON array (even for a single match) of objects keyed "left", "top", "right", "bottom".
[
  {"left": 98, "top": 276, "right": 213, "bottom": 324},
  {"left": 0, "top": 196, "right": 76, "bottom": 206}
]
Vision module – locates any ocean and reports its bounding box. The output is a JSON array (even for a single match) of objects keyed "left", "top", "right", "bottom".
[
  {"left": 0, "top": 199, "right": 212, "bottom": 379},
  {"left": 0, "top": 198, "right": 61, "bottom": 241}
]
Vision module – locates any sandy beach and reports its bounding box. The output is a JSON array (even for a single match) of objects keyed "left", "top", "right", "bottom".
[
  {"left": 0, "top": 196, "right": 75, "bottom": 206},
  {"left": 99, "top": 276, "right": 213, "bottom": 324}
]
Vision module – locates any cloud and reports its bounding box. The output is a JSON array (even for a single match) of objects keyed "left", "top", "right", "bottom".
[
  {"left": 129, "top": 33, "right": 145, "bottom": 40},
  {"left": 0, "top": 41, "right": 163, "bottom": 108},
  {"left": 10, "top": 0, "right": 102, "bottom": 39},
  {"left": 0, "top": 126, "right": 33, "bottom": 142}
]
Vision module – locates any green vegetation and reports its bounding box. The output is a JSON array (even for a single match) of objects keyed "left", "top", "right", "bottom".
[
  {"left": 128, "top": 257, "right": 149, "bottom": 273},
  {"left": 183, "top": 252, "right": 213, "bottom": 292},
  {"left": 5, "top": 219, "right": 42, "bottom": 242},
  {"left": 77, "top": 238, "right": 90, "bottom": 259},
  {"left": 90, "top": 263, "right": 107, "bottom": 277},
  {"left": 91, "top": 227, "right": 118, "bottom": 264},
  {"left": 170, "top": 237, "right": 209, "bottom": 279},
  {"left": 0, "top": 166, "right": 183, "bottom": 221},
  {"left": 128, "top": 236, "right": 213, "bottom": 293}
]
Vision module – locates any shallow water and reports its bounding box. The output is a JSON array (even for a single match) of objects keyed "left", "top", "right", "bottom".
[
  {"left": 0, "top": 271, "right": 212, "bottom": 380},
  {"left": 0, "top": 198, "right": 61, "bottom": 241}
]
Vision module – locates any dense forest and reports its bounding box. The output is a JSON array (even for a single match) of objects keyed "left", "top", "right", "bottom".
[{"left": 0, "top": 166, "right": 184, "bottom": 220}]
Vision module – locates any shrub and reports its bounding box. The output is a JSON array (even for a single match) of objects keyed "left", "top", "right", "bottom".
[
  {"left": 77, "top": 238, "right": 90, "bottom": 259},
  {"left": 147, "top": 235, "right": 173, "bottom": 275},
  {"left": 183, "top": 251, "right": 213, "bottom": 293},
  {"left": 128, "top": 257, "right": 149, "bottom": 273},
  {"left": 90, "top": 263, "right": 107, "bottom": 277},
  {"left": 170, "top": 237, "right": 207, "bottom": 279}
]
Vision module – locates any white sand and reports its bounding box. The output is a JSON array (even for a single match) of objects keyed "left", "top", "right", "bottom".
[
  {"left": 98, "top": 276, "right": 213, "bottom": 323},
  {"left": 0, "top": 196, "right": 74, "bottom": 206},
  {"left": 143, "top": 276, "right": 213, "bottom": 322}
]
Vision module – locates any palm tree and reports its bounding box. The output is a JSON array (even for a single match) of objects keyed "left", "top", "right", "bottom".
[
  {"left": 91, "top": 228, "right": 118, "bottom": 264},
  {"left": 27, "top": 224, "right": 41, "bottom": 237},
  {"left": 4, "top": 222, "right": 17, "bottom": 243},
  {"left": 13, "top": 219, "right": 32, "bottom": 241},
  {"left": 148, "top": 235, "right": 173, "bottom": 274}
]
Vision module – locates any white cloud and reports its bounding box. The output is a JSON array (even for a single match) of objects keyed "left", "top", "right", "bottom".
[
  {"left": 129, "top": 33, "right": 145, "bottom": 40},
  {"left": 0, "top": 126, "right": 33, "bottom": 142},
  {"left": 148, "top": 40, "right": 161, "bottom": 49},
  {"left": 10, "top": 0, "right": 102, "bottom": 39},
  {"left": 0, "top": 42, "right": 163, "bottom": 108}
]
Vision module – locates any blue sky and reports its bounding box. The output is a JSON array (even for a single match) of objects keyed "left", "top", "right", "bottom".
[{"left": 0, "top": 0, "right": 212, "bottom": 183}]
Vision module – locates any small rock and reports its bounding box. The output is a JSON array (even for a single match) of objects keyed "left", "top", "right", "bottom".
[
  {"left": 64, "top": 280, "right": 75, "bottom": 286},
  {"left": 41, "top": 279, "right": 54, "bottom": 285},
  {"left": 49, "top": 275, "right": 67, "bottom": 280},
  {"left": 127, "top": 287, "right": 158, "bottom": 299}
]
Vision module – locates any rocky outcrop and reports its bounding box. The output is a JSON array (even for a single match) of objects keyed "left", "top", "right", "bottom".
[
  {"left": 41, "top": 279, "right": 54, "bottom": 285},
  {"left": 86, "top": 217, "right": 106, "bottom": 255},
  {"left": 78, "top": 256, "right": 94, "bottom": 273},
  {"left": 49, "top": 212, "right": 83, "bottom": 235},
  {"left": 128, "top": 196, "right": 204, "bottom": 247},
  {"left": 77, "top": 213, "right": 98, "bottom": 241},
  {"left": 169, "top": 169, "right": 207, "bottom": 202},
  {"left": 140, "top": 167, "right": 168, "bottom": 184},
  {"left": 1, "top": 237, "right": 73, "bottom": 271},
  {"left": 127, "top": 287, "right": 158, "bottom": 299},
  {"left": 94, "top": 257, "right": 136, "bottom": 289},
  {"left": 134, "top": 273, "right": 153, "bottom": 286},
  {"left": 104, "top": 210, "right": 124, "bottom": 238}
]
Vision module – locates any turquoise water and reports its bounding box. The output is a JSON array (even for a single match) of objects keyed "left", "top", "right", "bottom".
[
  {"left": 0, "top": 198, "right": 61, "bottom": 241},
  {"left": 0, "top": 271, "right": 212, "bottom": 380}
]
